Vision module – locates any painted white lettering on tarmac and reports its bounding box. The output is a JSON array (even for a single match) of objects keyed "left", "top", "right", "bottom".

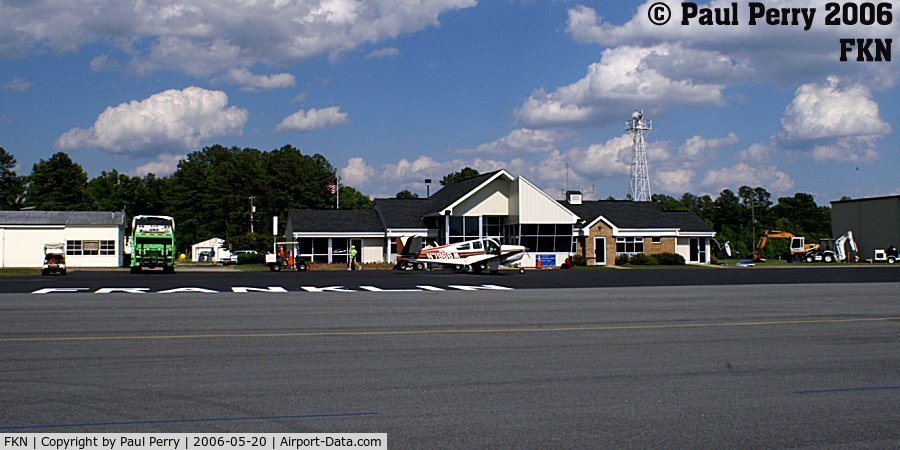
[
  {"left": 157, "top": 287, "right": 218, "bottom": 294},
  {"left": 95, "top": 287, "right": 150, "bottom": 294},
  {"left": 231, "top": 286, "right": 288, "bottom": 293},
  {"left": 360, "top": 286, "right": 426, "bottom": 293},
  {"left": 31, "top": 288, "right": 90, "bottom": 294},
  {"left": 301, "top": 286, "right": 356, "bottom": 293},
  {"left": 417, "top": 285, "right": 446, "bottom": 291},
  {"left": 447, "top": 284, "right": 513, "bottom": 291},
  {"left": 31, "top": 285, "right": 514, "bottom": 294}
]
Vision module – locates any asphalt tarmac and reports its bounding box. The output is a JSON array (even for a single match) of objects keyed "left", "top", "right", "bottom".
[
  {"left": 1, "top": 264, "right": 898, "bottom": 293},
  {"left": 1, "top": 269, "right": 898, "bottom": 447}
]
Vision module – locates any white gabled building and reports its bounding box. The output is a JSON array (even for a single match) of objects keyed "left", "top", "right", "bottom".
[
  {"left": 285, "top": 169, "right": 716, "bottom": 268},
  {"left": 0, "top": 211, "right": 127, "bottom": 268}
]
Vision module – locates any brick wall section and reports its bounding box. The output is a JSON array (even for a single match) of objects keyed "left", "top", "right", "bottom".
[
  {"left": 645, "top": 237, "right": 676, "bottom": 256},
  {"left": 580, "top": 222, "right": 615, "bottom": 266},
  {"left": 576, "top": 223, "right": 677, "bottom": 265}
]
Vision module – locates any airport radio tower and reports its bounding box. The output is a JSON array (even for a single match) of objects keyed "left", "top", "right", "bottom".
[{"left": 627, "top": 110, "right": 652, "bottom": 202}]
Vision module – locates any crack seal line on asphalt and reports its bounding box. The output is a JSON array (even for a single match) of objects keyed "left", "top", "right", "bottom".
[{"left": 1, "top": 316, "right": 898, "bottom": 343}]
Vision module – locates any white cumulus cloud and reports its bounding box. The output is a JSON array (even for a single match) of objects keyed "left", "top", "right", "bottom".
[
  {"left": 129, "top": 153, "right": 185, "bottom": 177},
  {"left": 365, "top": 47, "right": 400, "bottom": 59},
  {"left": 276, "top": 106, "right": 349, "bottom": 132},
  {"left": 55, "top": 86, "right": 248, "bottom": 153},
  {"left": 0, "top": 0, "right": 477, "bottom": 75},
  {"left": 780, "top": 76, "right": 891, "bottom": 142},
  {"left": 703, "top": 163, "right": 794, "bottom": 195},
  {"left": 679, "top": 132, "right": 738, "bottom": 160},
  {"left": 454, "top": 128, "right": 565, "bottom": 156},
  {"left": 516, "top": 44, "right": 730, "bottom": 128},
  {"left": 341, "top": 156, "right": 375, "bottom": 186},
  {"left": 220, "top": 68, "right": 296, "bottom": 92}
]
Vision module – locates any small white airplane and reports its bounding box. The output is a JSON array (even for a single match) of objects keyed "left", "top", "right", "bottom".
[{"left": 394, "top": 237, "right": 527, "bottom": 274}]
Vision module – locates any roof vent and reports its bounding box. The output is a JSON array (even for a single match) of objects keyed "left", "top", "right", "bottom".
[{"left": 566, "top": 190, "right": 583, "bottom": 205}]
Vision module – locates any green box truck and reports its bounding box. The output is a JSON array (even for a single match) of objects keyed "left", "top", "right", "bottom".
[{"left": 130, "top": 215, "right": 176, "bottom": 274}]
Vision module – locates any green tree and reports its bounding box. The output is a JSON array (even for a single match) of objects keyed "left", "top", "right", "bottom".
[
  {"left": 712, "top": 189, "right": 742, "bottom": 233},
  {"left": 0, "top": 147, "right": 24, "bottom": 210},
  {"left": 770, "top": 193, "right": 831, "bottom": 239},
  {"left": 86, "top": 170, "right": 150, "bottom": 216},
  {"left": 652, "top": 193, "right": 687, "bottom": 211},
  {"left": 26, "top": 152, "right": 89, "bottom": 210},
  {"left": 169, "top": 144, "right": 341, "bottom": 249},
  {"left": 171, "top": 145, "right": 267, "bottom": 248},
  {"left": 395, "top": 190, "right": 419, "bottom": 199},
  {"left": 136, "top": 173, "right": 175, "bottom": 216},
  {"left": 339, "top": 186, "right": 372, "bottom": 209},
  {"left": 440, "top": 167, "right": 480, "bottom": 186}
]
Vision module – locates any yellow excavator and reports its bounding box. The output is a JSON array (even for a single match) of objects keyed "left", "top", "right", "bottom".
[{"left": 753, "top": 230, "right": 815, "bottom": 262}]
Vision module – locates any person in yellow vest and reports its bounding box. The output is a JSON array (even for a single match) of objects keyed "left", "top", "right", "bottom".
[{"left": 349, "top": 245, "right": 360, "bottom": 270}]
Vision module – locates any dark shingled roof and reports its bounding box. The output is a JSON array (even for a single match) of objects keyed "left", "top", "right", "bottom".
[
  {"left": 664, "top": 211, "right": 715, "bottom": 232},
  {"left": 288, "top": 209, "right": 384, "bottom": 233},
  {"left": 0, "top": 211, "right": 126, "bottom": 226},
  {"left": 373, "top": 198, "right": 431, "bottom": 229},
  {"left": 371, "top": 171, "right": 506, "bottom": 229},
  {"left": 562, "top": 201, "right": 713, "bottom": 232}
]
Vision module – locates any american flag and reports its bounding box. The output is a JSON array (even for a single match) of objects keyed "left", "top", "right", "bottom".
[{"left": 326, "top": 181, "right": 338, "bottom": 195}]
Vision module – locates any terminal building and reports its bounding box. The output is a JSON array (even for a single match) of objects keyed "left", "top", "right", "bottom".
[
  {"left": 286, "top": 170, "right": 716, "bottom": 267},
  {"left": 0, "top": 211, "right": 127, "bottom": 268}
]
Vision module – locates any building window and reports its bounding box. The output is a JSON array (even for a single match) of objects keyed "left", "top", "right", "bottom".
[
  {"left": 448, "top": 216, "right": 481, "bottom": 243},
  {"left": 332, "top": 238, "right": 349, "bottom": 264},
  {"left": 519, "top": 224, "right": 573, "bottom": 253},
  {"left": 483, "top": 216, "right": 504, "bottom": 241},
  {"left": 100, "top": 240, "right": 116, "bottom": 255},
  {"left": 652, "top": 237, "right": 662, "bottom": 244},
  {"left": 616, "top": 237, "right": 644, "bottom": 254},
  {"left": 298, "top": 238, "right": 331, "bottom": 263},
  {"left": 66, "top": 240, "right": 82, "bottom": 255},
  {"left": 67, "top": 240, "right": 115, "bottom": 256}
]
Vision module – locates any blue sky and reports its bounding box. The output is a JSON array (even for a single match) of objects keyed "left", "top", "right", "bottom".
[{"left": 1, "top": 1, "right": 897, "bottom": 203}]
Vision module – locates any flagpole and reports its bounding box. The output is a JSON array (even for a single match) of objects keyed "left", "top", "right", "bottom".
[{"left": 336, "top": 171, "right": 340, "bottom": 209}]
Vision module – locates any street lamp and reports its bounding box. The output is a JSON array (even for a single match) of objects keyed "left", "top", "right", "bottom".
[{"left": 249, "top": 196, "right": 255, "bottom": 234}]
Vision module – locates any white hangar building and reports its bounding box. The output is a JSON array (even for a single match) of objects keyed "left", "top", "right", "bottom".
[{"left": 0, "top": 211, "right": 127, "bottom": 268}]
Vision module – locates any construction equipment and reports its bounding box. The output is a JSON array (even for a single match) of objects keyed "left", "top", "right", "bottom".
[
  {"left": 130, "top": 215, "right": 176, "bottom": 274},
  {"left": 42, "top": 243, "right": 67, "bottom": 276},
  {"left": 803, "top": 231, "right": 858, "bottom": 263},
  {"left": 265, "top": 242, "right": 309, "bottom": 272},
  {"left": 754, "top": 230, "right": 813, "bottom": 262}
]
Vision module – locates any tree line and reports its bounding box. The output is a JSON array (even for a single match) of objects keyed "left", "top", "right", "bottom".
[
  {"left": 0, "top": 145, "right": 370, "bottom": 252},
  {"left": 2, "top": 148, "right": 833, "bottom": 259},
  {"left": 650, "top": 189, "right": 833, "bottom": 259}
]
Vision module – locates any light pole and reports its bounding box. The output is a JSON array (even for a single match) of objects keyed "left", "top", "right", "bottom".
[{"left": 249, "top": 196, "right": 255, "bottom": 235}]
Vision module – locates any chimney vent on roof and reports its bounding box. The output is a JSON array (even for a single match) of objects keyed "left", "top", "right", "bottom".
[{"left": 566, "top": 190, "right": 583, "bottom": 205}]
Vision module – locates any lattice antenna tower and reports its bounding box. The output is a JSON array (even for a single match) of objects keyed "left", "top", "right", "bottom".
[{"left": 626, "top": 110, "right": 652, "bottom": 201}]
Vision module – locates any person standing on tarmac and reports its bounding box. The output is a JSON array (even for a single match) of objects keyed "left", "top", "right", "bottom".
[{"left": 349, "top": 245, "right": 360, "bottom": 270}]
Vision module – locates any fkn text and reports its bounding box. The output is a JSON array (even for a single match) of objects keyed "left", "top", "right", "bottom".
[{"left": 678, "top": 2, "right": 892, "bottom": 61}]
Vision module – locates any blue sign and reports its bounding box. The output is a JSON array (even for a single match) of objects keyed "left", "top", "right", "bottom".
[{"left": 537, "top": 254, "right": 556, "bottom": 267}]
